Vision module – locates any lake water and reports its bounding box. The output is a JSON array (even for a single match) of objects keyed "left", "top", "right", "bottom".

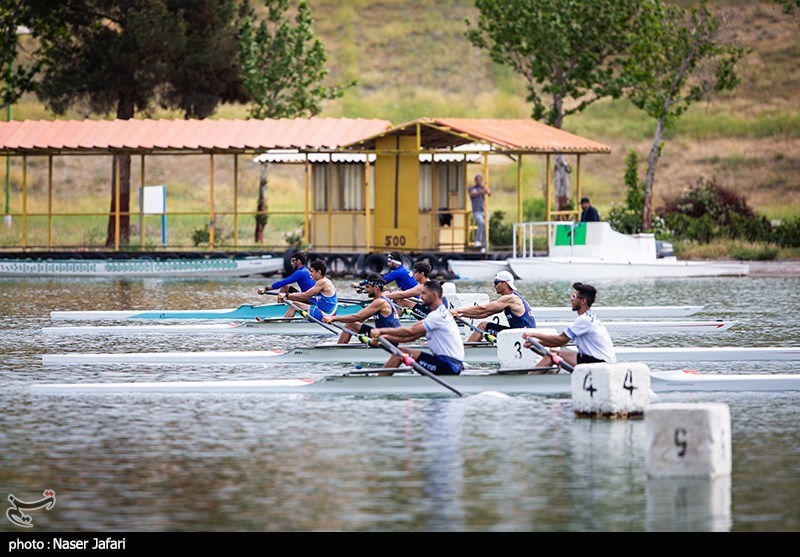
[{"left": 1, "top": 275, "right": 798, "bottom": 533}]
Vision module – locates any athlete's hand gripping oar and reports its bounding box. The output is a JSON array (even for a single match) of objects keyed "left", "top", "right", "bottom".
[
  {"left": 323, "top": 319, "right": 375, "bottom": 347},
  {"left": 372, "top": 334, "right": 463, "bottom": 398},
  {"left": 282, "top": 298, "right": 340, "bottom": 336},
  {"left": 450, "top": 312, "right": 497, "bottom": 345},
  {"left": 523, "top": 335, "right": 574, "bottom": 373},
  {"left": 261, "top": 288, "right": 370, "bottom": 307}
]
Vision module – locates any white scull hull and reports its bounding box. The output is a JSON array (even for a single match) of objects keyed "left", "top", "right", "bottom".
[
  {"left": 29, "top": 369, "right": 800, "bottom": 396},
  {"left": 48, "top": 304, "right": 705, "bottom": 321},
  {"left": 41, "top": 319, "right": 737, "bottom": 337},
  {"left": 41, "top": 345, "right": 800, "bottom": 366}
]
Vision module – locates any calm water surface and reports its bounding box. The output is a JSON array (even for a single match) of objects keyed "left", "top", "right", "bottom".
[{"left": 1, "top": 275, "right": 798, "bottom": 532}]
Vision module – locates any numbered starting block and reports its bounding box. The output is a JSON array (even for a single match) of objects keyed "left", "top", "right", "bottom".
[
  {"left": 645, "top": 402, "right": 732, "bottom": 478},
  {"left": 571, "top": 362, "right": 651, "bottom": 419},
  {"left": 496, "top": 328, "right": 561, "bottom": 370}
]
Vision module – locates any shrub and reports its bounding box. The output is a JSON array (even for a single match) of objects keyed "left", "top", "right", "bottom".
[
  {"left": 489, "top": 210, "right": 513, "bottom": 247},
  {"left": 191, "top": 224, "right": 226, "bottom": 247},
  {"left": 774, "top": 217, "right": 800, "bottom": 248}
]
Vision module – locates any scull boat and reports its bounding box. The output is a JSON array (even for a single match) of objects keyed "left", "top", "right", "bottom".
[
  {"left": 40, "top": 319, "right": 737, "bottom": 336},
  {"left": 48, "top": 304, "right": 705, "bottom": 321},
  {"left": 40, "top": 345, "right": 800, "bottom": 366},
  {"left": 29, "top": 369, "right": 800, "bottom": 395}
]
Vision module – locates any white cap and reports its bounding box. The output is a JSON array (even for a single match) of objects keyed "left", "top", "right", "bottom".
[{"left": 494, "top": 271, "right": 516, "bottom": 290}]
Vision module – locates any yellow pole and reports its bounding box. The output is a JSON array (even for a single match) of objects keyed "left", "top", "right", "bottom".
[
  {"left": 21, "top": 155, "right": 26, "bottom": 248},
  {"left": 575, "top": 154, "right": 582, "bottom": 222},
  {"left": 545, "top": 154, "right": 551, "bottom": 222},
  {"left": 47, "top": 156, "right": 52, "bottom": 248},
  {"left": 114, "top": 154, "right": 120, "bottom": 251},
  {"left": 364, "top": 157, "right": 371, "bottom": 252},
  {"left": 209, "top": 154, "right": 215, "bottom": 249},
  {"left": 483, "top": 155, "right": 489, "bottom": 251},
  {"left": 327, "top": 157, "right": 332, "bottom": 249},
  {"left": 303, "top": 156, "right": 310, "bottom": 247},
  {"left": 140, "top": 155, "right": 145, "bottom": 249},
  {"left": 233, "top": 154, "right": 239, "bottom": 249},
  {"left": 516, "top": 154, "right": 523, "bottom": 223}
]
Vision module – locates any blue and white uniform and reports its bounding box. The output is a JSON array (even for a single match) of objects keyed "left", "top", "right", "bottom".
[
  {"left": 359, "top": 295, "right": 402, "bottom": 336},
  {"left": 415, "top": 303, "right": 465, "bottom": 375},
  {"left": 382, "top": 266, "right": 417, "bottom": 291},
  {"left": 310, "top": 290, "right": 339, "bottom": 319},
  {"left": 564, "top": 310, "right": 616, "bottom": 363},
  {"left": 271, "top": 266, "right": 314, "bottom": 292}
]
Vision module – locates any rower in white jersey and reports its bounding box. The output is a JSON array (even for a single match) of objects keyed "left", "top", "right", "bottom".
[
  {"left": 370, "top": 280, "right": 465, "bottom": 376},
  {"left": 522, "top": 282, "right": 616, "bottom": 370}
]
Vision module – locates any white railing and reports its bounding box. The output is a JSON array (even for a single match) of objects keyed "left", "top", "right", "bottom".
[{"left": 512, "top": 221, "right": 577, "bottom": 258}]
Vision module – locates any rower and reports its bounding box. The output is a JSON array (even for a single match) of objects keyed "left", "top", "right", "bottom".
[
  {"left": 522, "top": 282, "right": 616, "bottom": 371},
  {"left": 323, "top": 274, "right": 401, "bottom": 344},
  {"left": 351, "top": 251, "right": 417, "bottom": 294},
  {"left": 384, "top": 261, "right": 449, "bottom": 316},
  {"left": 452, "top": 271, "right": 536, "bottom": 343},
  {"left": 257, "top": 250, "right": 314, "bottom": 297},
  {"left": 277, "top": 259, "right": 338, "bottom": 320},
  {"left": 370, "top": 280, "right": 464, "bottom": 376}
]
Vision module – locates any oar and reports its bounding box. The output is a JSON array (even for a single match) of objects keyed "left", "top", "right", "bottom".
[
  {"left": 260, "top": 289, "right": 370, "bottom": 307},
  {"left": 282, "top": 299, "right": 340, "bottom": 336},
  {"left": 452, "top": 314, "right": 497, "bottom": 344},
  {"left": 372, "top": 335, "right": 464, "bottom": 397},
  {"left": 325, "top": 319, "right": 374, "bottom": 346},
  {"left": 524, "top": 336, "right": 574, "bottom": 373}
]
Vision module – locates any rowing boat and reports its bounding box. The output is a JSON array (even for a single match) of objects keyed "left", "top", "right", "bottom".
[
  {"left": 29, "top": 369, "right": 800, "bottom": 395},
  {"left": 40, "top": 345, "right": 800, "bottom": 366},
  {"left": 40, "top": 319, "right": 738, "bottom": 336},
  {"left": 48, "top": 303, "right": 706, "bottom": 321}
]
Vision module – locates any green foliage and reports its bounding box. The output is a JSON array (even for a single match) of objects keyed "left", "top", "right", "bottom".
[
  {"left": 489, "top": 210, "right": 513, "bottom": 248},
  {"left": 284, "top": 228, "right": 304, "bottom": 249},
  {"left": 522, "top": 198, "right": 546, "bottom": 222},
  {"left": 729, "top": 246, "right": 779, "bottom": 261},
  {"left": 191, "top": 224, "right": 226, "bottom": 247},
  {"left": 658, "top": 177, "right": 777, "bottom": 244},
  {"left": 238, "top": 0, "right": 355, "bottom": 118},
  {"left": 775, "top": 217, "right": 800, "bottom": 248},
  {"left": 465, "top": 0, "right": 641, "bottom": 126}
]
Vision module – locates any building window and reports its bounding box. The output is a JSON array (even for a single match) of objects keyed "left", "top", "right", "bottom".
[
  {"left": 313, "top": 162, "right": 370, "bottom": 211},
  {"left": 438, "top": 162, "right": 464, "bottom": 210}
]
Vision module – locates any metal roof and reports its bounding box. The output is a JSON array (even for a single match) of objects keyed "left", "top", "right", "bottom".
[
  {"left": 343, "top": 117, "right": 611, "bottom": 154},
  {"left": 0, "top": 117, "right": 393, "bottom": 155}
]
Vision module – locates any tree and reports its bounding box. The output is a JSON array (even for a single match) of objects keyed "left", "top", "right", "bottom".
[
  {"left": 465, "top": 0, "right": 642, "bottom": 211},
  {"left": 33, "top": 0, "right": 247, "bottom": 247},
  {"left": 622, "top": 0, "right": 745, "bottom": 232},
  {"left": 238, "top": 0, "right": 353, "bottom": 244},
  {"left": 1, "top": 0, "right": 42, "bottom": 108}
]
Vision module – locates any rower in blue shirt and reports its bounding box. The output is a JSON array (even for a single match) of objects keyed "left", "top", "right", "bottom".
[
  {"left": 352, "top": 251, "right": 416, "bottom": 293},
  {"left": 278, "top": 259, "right": 338, "bottom": 320},
  {"left": 258, "top": 251, "right": 315, "bottom": 296}
]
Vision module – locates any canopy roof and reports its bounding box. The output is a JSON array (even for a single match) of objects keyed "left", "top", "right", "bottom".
[
  {"left": 343, "top": 117, "right": 611, "bottom": 154},
  {"left": 0, "top": 116, "right": 610, "bottom": 156},
  {"left": 0, "top": 117, "right": 392, "bottom": 155}
]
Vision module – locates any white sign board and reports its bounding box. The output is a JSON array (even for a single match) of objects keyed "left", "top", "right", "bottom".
[{"left": 142, "top": 185, "right": 166, "bottom": 214}]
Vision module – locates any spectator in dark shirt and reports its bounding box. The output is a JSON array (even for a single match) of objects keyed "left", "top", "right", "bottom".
[{"left": 580, "top": 197, "right": 600, "bottom": 222}]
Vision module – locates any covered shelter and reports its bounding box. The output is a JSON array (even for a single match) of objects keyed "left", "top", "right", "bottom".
[{"left": 0, "top": 116, "right": 610, "bottom": 255}]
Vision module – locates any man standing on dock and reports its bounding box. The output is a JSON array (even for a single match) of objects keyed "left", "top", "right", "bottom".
[
  {"left": 522, "top": 282, "right": 616, "bottom": 369},
  {"left": 468, "top": 174, "right": 490, "bottom": 250},
  {"left": 370, "top": 280, "right": 464, "bottom": 376},
  {"left": 452, "top": 271, "right": 536, "bottom": 342}
]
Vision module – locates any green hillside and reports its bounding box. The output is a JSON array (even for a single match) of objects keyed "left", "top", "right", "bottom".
[{"left": 8, "top": 0, "right": 800, "bottom": 228}]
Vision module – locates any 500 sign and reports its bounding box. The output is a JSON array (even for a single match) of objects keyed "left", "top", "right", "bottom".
[{"left": 384, "top": 235, "right": 406, "bottom": 247}]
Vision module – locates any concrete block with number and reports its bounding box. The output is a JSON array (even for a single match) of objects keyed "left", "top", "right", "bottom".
[
  {"left": 571, "top": 362, "right": 651, "bottom": 418},
  {"left": 497, "top": 328, "right": 559, "bottom": 369},
  {"left": 645, "top": 402, "right": 732, "bottom": 478}
]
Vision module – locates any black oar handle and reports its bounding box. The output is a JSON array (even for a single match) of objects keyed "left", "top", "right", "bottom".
[
  {"left": 375, "top": 336, "right": 463, "bottom": 397},
  {"left": 524, "top": 335, "right": 574, "bottom": 373},
  {"left": 452, "top": 314, "right": 496, "bottom": 344},
  {"left": 325, "top": 319, "right": 374, "bottom": 346}
]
